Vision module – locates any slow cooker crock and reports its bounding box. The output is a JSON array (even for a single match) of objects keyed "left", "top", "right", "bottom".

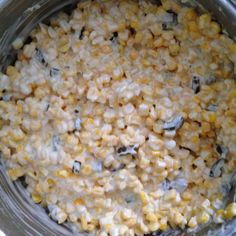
[{"left": 0, "top": 1, "right": 236, "bottom": 235}]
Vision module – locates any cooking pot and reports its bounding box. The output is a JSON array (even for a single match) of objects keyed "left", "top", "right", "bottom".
[{"left": 0, "top": 0, "right": 236, "bottom": 235}]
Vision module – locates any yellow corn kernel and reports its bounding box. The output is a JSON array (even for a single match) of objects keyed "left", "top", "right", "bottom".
[
  {"left": 8, "top": 168, "right": 23, "bottom": 180},
  {"left": 151, "top": 150, "right": 161, "bottom": 157},
  {"left": 141, "top": 58, "right": 151, "bottom": 67},
  {"left": 210, "top": 22, "right": 221, "bottom": 35},
  {"left": 118, "top": 22, "right": 126, "bottom": 31},
  {"left": 148, "top": 222, "right": 160, "bottom": 232},
  {"left": 75, "top": 41, "right": 81, "bottom": 49},
  {"left": 203, "top": 111, "right": 216, "bottom": 123},
  {"left": 198, "top": 14, "right": 211, "bottom": 29},
  {"left": 140, "top": 157, "right": 150, "bottom": 167},
  {"left": 59, "top": 42, "right": 70, "bottom": 53},
  {"left": 154, "top": 37, "right": 164, "bottom": 48},
  {"left": 32, "top": 193, "right": 42, "bottom": 204},
  {"left": 81, "top": 164, "right": 92, "bottom": 175},
  {"left": 83, "top": 118, "right": 94, "bottom": 127},
  {"left": 182, "top": 191, "right": 192, "bottom": 201},
  {"left": 225, "top": 203, "right": 236, "bottom": 219},
  {"left": 6, "top": 66, "right": 18, "bottom": 76},
  {"left": 146, "top": 213, "right": 157, "bottom": 222},
  {"left": 16, "top": 145, "right": 23, "bottom": 152},
  {"left": 23, "top": 153, "right": 29, "bottom": 162},
  {"left": 11, "top": 129, "right": 25, "bottom": 141},
  {"left": 55, "top": 169, "right": 70, "bottom": 178},
  {"left": 198, "top": 211, "right": 210, "bottom": 224},
  {"left": 164, "top": 189, "right": 177, "bottom": 201},
  {"left": 139, "top": 191, "right": 149, "bottom": 205},
  {"left": 167, "top": 59, "right": 177, "bottom": 71},
  {"left": 17, "top": 103, "right": 23, "bottom": 113},
  {"left": 162, "top": 1, "right": 171, "bottom": 10},
  {"left": 55, "top": 119, "right": 61, "bottom": 125},
  {"left": 74, "top": 198, "right": 84, "bottom": 205},
  {"left": 76, "top": 144, "right": 83, "bottom": 154},
  {"left": 188, "top": 216, "right": 197, "bottom": 228},
  {"left": 80, "top": 216, "right": 88, "bottom": 230},
  {"left": 130, "top": 20, "right": 140, "bottom": 30},
  {"left": 216, "top": 209, "right": 225, "bottom": 217},
  {"left": 159, "top": 221, "right": 168, "bottom": 231},
  {"left": 86, "top": 223, "right": 95, "bottom": 232},
  {"left": 169, "top": 44, "right": 180, "bottom": 56},
  {"left": 188, "top": 21, "right": 199, "bottom": 32},
  {"left": 129, "top": 50, "right": 138, "bottom": 60},
  {"left": 174, "top": 212, "right": 186, "bottom": 226},
  {"left": 185, "top": 9, "right": 197, "bottom": 21},
  {"left": 135, "top": 32, "right": 142, "bottom": 43},
  {"left": 191, "top": 136, "right": 200, "bottom": 144},
  {"left": 47, "top": 178, "right": 55, "bottom": 186},
  {"left": 126, "top": 218, "right": 136, "bottom": 227},
  {"left": 104, "top": 224, "right": 111, "bottom": 231},
  {"left": 229, "top": 43, "right": 236, "bottom": 53}
]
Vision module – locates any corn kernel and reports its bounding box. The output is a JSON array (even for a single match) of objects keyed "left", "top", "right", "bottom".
[
  {"left": 146, "top": 213, "right": 157, "bottom": 222},
  {"left": 74, "top": 198, "right": 84, "bottom": 205},
  {"left": 188, "top": 216, "right": 197, "bottom": 228},
  {"left": 125, "top": 218, "right": 136, "bottom": 227},
  {"left": 159, "top": 221, "right": 168, "bottom": 231},
  {"left": 8, "top": 168, "right": 23, "bottom": 181},
  {"left": 198, "top": 14, "right": 211, "bottom": 29},
  {"left": 32, "top": 193, "right": 42, "bottom": 203},
  {"left": 182, "top": 191, "right": 192, "bottom": 201},
  {"left": 229, "top": 43, "right": 236, "bottom": 53},
  {"left": 148, "top": 222, "right": 160, "bottom": 232},
  {"left": 47, "top": 178, "right": 55, "bottom": 186},
  {"left": 56, "top": 169, "right": 70, "bottom": 178},
  {"left": 6, "top": 66, "right": 18, "bottom": 76},
  {"left": 129, "top": 50, "right": 138, "bottom": 60},
  {"left": 188, "top": 21, "right": 199, "bottom": 32},
  {"left": 210, "top": 22, "right": 221, "bottom": 35},
  {"left": 216, "top": 209, "right": 225, "bottom": 217},
  {"left": 152, "top": 150, "right": 161, "bottom": 157},
  {"left": 59, "top": 42, "right": 70, "bottom": 53},
  {"left": 167, "top": 59, "right": 177, "bottom": 71},
  {"left": 135, "top": 32, "right": 142, "bottom": 43},
  {"left": 169, "top": 44, "right": 180, "bottom": 56},
  {"left": 81, "top": 216, "right": 88, "bottom": 230},
  {"left": 185, "top": 9, "right": 197, "bottom": 21},
  {"left": 198, "top": 211, "right": 210, "bottom": 224},
  {"left": 139, "top": 191, "right": 149, "bottom": 205},
  {"left": 225, "top": 203, "right": 236, "bottom": 219},
  {"left": 81, "top": 164, "right": 92, "bottom": 175},
  {"left": 87, "top": 223, "right": 95, "bottom": 232}
]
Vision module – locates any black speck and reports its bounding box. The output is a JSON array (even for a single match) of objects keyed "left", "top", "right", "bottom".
[
  {"left": 111, "top": 163, "right": 125, "bottom": 172},
  {"left": 192, "top": 76, "right": 201, "bottom": 94},
  {"left": 117, "top": 146, "right": 127, "bottom": 154},
  {"left": 74, "top": 109, "right": 79, "bottom": 113},
  {"left": 216, "top": 144, "right": 223, "bottom": 155},
  {"left": 35, "top": 48, "right": 48, "bottom": 66},
  {"left": 192, "top": 163, "right": 197, "bottom": 169},
  {"left": 79, "top": 26, "right": 85, "bottom": 40},
  {"left": 18, "top": 176, "right": 28, "bottom": 188},
  {"left": 50, "top": 67, "right": 60, "bottom": 77},
  {"left": 72, "top": 160, "right": 81, "bottom": 174},
  {"left": 45, "top": 104, "right": 50, "bottom": 111},
  {"left": 2, "top": 89, "right": 6, "bottom": 93},
  {"left": 110, "top": 31, "right": 118, "bottom": 43},
  {"left": 129, "top": 26, "right": 136, "bottom": 36}
]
